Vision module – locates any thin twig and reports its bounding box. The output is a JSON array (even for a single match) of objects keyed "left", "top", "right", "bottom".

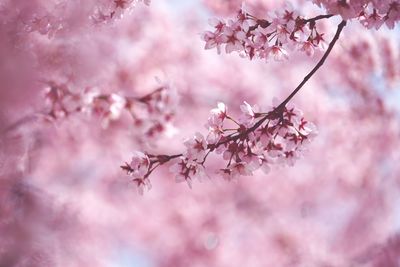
[
  {"left": 277, "top": 20, "right": 347, "bottom": 109},
  {"left": 303, "top": 14, "right": 334, "bottom": 23}
]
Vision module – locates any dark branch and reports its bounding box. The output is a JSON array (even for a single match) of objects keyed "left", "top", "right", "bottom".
[
  {"left": 303, "top": 14, "right": 335, "bottom": 23},
  {"left": 277, "top": 20, "right": 347, "bottom": 110}
]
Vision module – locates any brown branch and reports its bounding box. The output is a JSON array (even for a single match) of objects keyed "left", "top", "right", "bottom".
[
  {"left": 303, "top": 14, "right": 334, "bottom": 23},
  {"left": 231, "top": 20, "right": 348, "bottom": 144},
  {"left": 277, "top": 20, "right": 347, "bottom": 109},
  {"left": 217, "top": 18, "right": 346, "bottom": 145}
]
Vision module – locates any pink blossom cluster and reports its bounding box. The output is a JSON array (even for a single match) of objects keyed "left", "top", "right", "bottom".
[
  {"left": 312, "top": 0, "right": 400, "bottom": 29},
  {"left": 19, "top": 0, "right": 151, "bottom": 37},
  {"left": 202, "top": 4, "right": 328, "bottom": 61},
  {"left": 43, "top": 81, "right": 176, "bottom": 136},
  {"left": 122, "top": 100, "right": 317, "bottom": 193}
]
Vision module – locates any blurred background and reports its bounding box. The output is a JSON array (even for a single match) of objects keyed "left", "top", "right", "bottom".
[{"left": 0, "top": 0, "right": 400, "bottom": 266}]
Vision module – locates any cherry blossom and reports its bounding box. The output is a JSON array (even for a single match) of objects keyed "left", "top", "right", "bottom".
[
  {"left": 121, "top": 151, "right": 152, "bottom": 194},
  {"left": 313, "top": 0, "right": 400, "bottom": 29},
  {"left": 203, "top": 1, "right": 400, "bottom": 63},
  {"left": 169, "top": 158, "right": 205, "bottom": 188},
  {"left": 206, "top": 102, "right": 227, "bottom": 144},
  {"left": 16, "top": 0, "right": 152, "bottom": 38},
  {"left": 122, "top": 100, "right": 317, "bottom": 190},
  {"left": 41, "top": 81, "right": 177, "bottom": 138},
  {"left": 184, "top": 133, "right": 208, "bottom": 160},
  {"left": 207, "top": 102, "right": 227, "bottom": 129},
  {"left": 127, "top": 151, "right": 150, "bottom": 178},
  {"left": 202, "top": 4, "right": 333, "bottom": 61},
  {"left": 239, "top": 101, "right": 258, "bottom": 125}
]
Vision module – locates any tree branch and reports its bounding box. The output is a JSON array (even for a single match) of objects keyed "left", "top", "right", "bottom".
[
  {"left": 123, "top": 21, "right": 348, "bottom": 176},
  {"left": 303, "top": 14, "right": 334, "bottom": 23},
  {"left": 277, "top": 20, "right": 347, "bottom": 110}
]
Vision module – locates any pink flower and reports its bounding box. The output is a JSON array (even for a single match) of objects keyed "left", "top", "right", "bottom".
[
  {"left": 222, "top": 142, "right": 246, "bottom": 161},
  {"left": 207, "top": 102, "right": 227, "bottom": 130},
  {"left": 323, "top": 0, "right": 358, "bottom": 19},
  {"left": 279, "top": 2, "right": 298, "bottom": 22},
  {"left": 242, "top": 153, "right": 262, "bottom": 172},
  {"left": 282, "top": 150, "right": 301, "bottom": 166},
  {"left": 208, "top": 18, "right": 226, "bottom": 32},
  {"left": 239, "top": 101, "right": 257, "bottom": 126},
  {"left": 132, "top": 178, "right": 152, "bottom": 195},
  {"left": 223, "top": 27, "right": 246, "bottom": 53},
  {"left": 384, "top": 2, "right": 400, "bottom": 29},
  {"left": 231, "top": 162, "right": 253, "bottom": 177},
  {"left": 206, "top": 128, "right": 225, "bottom": 144},
  {"left": 257, "top": 125, "right": 274, "bottom": 145},
  {"left": 299, "top": 41, "right": 315, "bottom": 57},
  {"left": 203, "top": 31, "right": 220, "bottom": 50},
  {"left": 361, "top": 8, "right": 384, "bottom": 29},
  {"left": 219, "top": 168, "right": 235, "bottom": 181},
  {"left": 268, "top": 45, "right": 289, "bottom": 61},
  {"left": 129, "top": 151, "right": 150, "bottom": 179},
  {"left": 312, "top": 31, "right": 327, "bottom": 50},
  {"left": 298, "top": 119, "right": 316, "bottom": 134},
  {"left": 184, "top": 132, "right": 208, "bottom": 160},
  {"left": 170, "top": 158, "right": 205, "bottom": 188},
  {"left": 253, "top": 27, "right": 270, "bottom": 50},
  {"left": 276, "top": 24, "right": 291, "bottom": 43},
  {"left": 219, "top": 162, "right": 252, "bottom": 181},
  {"left": 267, "top": 140, "right": 284, "bottom": 158}
]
